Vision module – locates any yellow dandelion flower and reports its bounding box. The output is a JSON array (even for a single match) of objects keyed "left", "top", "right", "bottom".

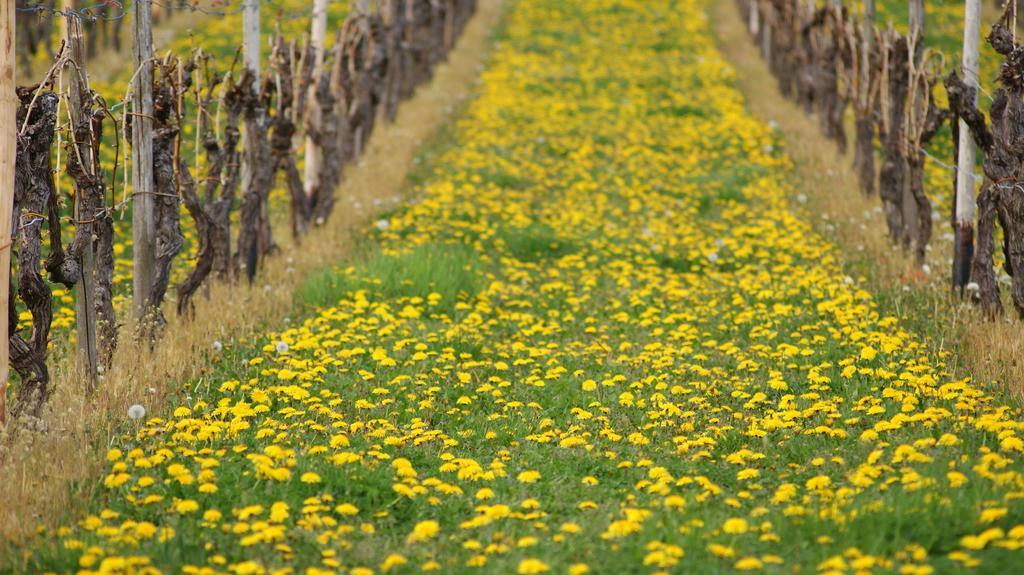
[
  {"left": 517, "top": 470, "right": 541, "bottom": 483},
  {"left": 406, "top": 520, "right": 440, "bottom": 544},
  {"left": 517, "top": 559, "right": 550, "bottom": 575}
]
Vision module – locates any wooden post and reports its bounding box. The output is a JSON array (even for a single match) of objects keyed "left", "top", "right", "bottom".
[
  {"left": 955, "top": 0, "right": 981, "bottom": 292},
  {"left": 0, "top": 0, "right": 15, "bottom": 424},
  {"left": 63, "top": 1, "right": 99, "bottom": 387},
  {"left": 760, "top": 1, "right": 772, "bottom": 61},
  {"left": 243, "top": 0, "right": 261, "bottom": 83},
  {"left": 903, "top": 0, "right": 924, "bottom": 257},
  {"left": 132, "top": 0, "right": 156, "bottom": 322},
  {"left": 909, "top": 0, "right": 925, "bottom": 40},
  {"left": 860, "top": 0, "right": 875, "bottom": 111},
  {"left": 241, "top": 0, "right": 260, "bottom": 257},
  {"left": 1013, "top": 0, "right": 1019, "bottom": 41},
  {"left": 303, "top": 0, "right": 329, "bottom": 202}
]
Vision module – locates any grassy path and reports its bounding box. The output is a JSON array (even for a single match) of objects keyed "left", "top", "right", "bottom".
[
  {"left": 13, "top": 0, "right": 1024, "bottom": 573},
  {"left": 0, "top": 0, "right": 503, "bottom": 552}
]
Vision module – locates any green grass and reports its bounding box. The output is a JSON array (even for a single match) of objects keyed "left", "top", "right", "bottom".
[
  {"left": 295, "top": 242, "right": 485, "bottom": 312},
  {"left": 494, "top": 222, "right": 576, "bottom": 262}
]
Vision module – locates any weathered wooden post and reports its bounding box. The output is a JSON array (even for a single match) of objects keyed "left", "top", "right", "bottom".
[
  {"left": 861, "top": 0, "right": 874, "bottom": 109},
  {"left": 909, "top": 1, "right": 925, "bottom": 41},
  {"left": 760, "top": 0, "right": 772, "bottom": 61},
  {"left": 304, "top": 0, "right": 329, "bottom": 204},
  {"left": 243, "top": 0, "right": 261, "bottom": 82},
  {"left": 954, "top": 0, "right": 981, "bottom": 292},
  {"left": 852, "top": 0, "right": 877, "bottom": 196},
  {"left": 0, "top": 0, "right": 15, "bottom": 423},
  {"left": 1013, "top": 0, "right": 1019, "bottom": 40},
  {"left": 132, "top": 0, "right": 156, "bottom": 324},
  {"left": 902, "top": 0, "right": 924, "bottom": 255},
  {"left": 63, "top": 1, "right": 99, "bottom": 388},
  {"left": 240, "top": 0, "right": 260, "bottom": 279}
]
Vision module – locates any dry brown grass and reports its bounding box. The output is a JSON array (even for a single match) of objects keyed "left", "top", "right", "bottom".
[
  {"left": 711, "top": 2, "right": 1024, "bottom": 397},
  {"left": 0, "top": 0, "right": 504, "bottom": 547}
]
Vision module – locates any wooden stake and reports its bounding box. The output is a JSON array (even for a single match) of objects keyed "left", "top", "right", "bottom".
[
  {"left": 241, "top": 0, "right": 260, "bottom": 260},
  {"left": 0, "top": 0, "right": 15, "bottom": 424},
  {"left": 955, "top": 0, "right": 981, "bottom": 292},
  {"left": 903, "top": 0, "right": 924, "bottom": 258},
  {"left": 304, "top": 0, "right": 329, "bottom": 201},
  {"left": 132, "top": 0, "right": 156, "bottom": 322},
  {"left": 861, "top": 0, "right": 875, "bottom": 110},
  {"left": 760, "top": 1, "right": 771, "bottom": 62},
  {"left": 243, "top": 0, "right": 261, "bottom": 83},
  {"left": 909, "top": 0, "right": 925, "bottom": 38},
  {"left": 63, "top": 0, "right": 99, "bottom": 388},
  {"left": 1013, "top": 0, "right": 1018, "bottom": 42}
]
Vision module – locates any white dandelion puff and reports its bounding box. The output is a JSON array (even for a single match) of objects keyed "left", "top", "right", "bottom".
[
  {"left": 275, "top": 341, "right": 290, "bottom": 354},
  {"left": 128, "top": 404, "right": 146, "bottom": 420}
]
